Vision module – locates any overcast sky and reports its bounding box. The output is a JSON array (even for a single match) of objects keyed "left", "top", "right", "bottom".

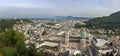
[{"left": 0, "top": 0, "right": 120, "bottom": 18}]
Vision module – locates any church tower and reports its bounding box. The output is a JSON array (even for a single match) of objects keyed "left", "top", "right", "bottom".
[
  {"left": 80, "top": 28, "right": 87, "bottom": 38},
  {"left": 65, "top": 30, "right": 71, "bottom": 48},
  {"left": 79, "top": 28, "right": 92, "bottom": 51},
  {"left": 80, "top": 28, "right": 87, "bottom": 50}
]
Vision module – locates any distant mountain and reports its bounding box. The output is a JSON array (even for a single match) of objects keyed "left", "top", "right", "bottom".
[
  {"left": 52, "top": 16, "right": 66, "bottom": 19},
  {"left": 52, "top": 16, "right": 89, "bottom": 21},
  {"left": 4, "top": 16, "right": 89, "bottom": 21}
]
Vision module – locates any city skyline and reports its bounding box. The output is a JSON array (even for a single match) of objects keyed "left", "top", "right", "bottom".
[{"left": 0, "top": 0, "right": 120, "bottom": 18}]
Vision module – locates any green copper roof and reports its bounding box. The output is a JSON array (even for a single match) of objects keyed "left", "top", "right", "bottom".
[{"left": 81, "top": 31, "right": 87, "bottom": 36}]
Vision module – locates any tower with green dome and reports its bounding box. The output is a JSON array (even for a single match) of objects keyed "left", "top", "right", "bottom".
[
  {"left": 80, "top": 29, "right": 87, "bottom": 38},
  {"left": 79, "top": 28, "right": 87, "bottom": 50}
]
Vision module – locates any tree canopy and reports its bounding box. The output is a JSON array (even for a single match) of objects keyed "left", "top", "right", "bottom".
[
  {"left": 0, "top": 30, "right": 28, "bottom": 56},
  {"left": 0, "top": 30, "right": 44, "bottom": 56},
  {"left": 0, "top": 19, "right": 31, "bottom": 32}
]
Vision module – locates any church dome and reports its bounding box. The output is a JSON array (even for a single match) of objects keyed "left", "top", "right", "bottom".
[{"left": 80, "top": 31, "right": 87, "bottom": 38}]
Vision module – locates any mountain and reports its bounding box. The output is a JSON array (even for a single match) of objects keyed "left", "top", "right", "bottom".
[
  {"left": 109, "top": 11, "right": 120, "bottom": 18},
  {"left": 9, "top": 16, "right": 89, "bottom": 21},
  {"left": 85, "top": 11, "right": 120, "bottom": 30},
  {"left": 52, "top": 16, "right": 66, "bottom": 19},
  {"left": 52, "top": 16, "right": 89, "bottom": 21}
]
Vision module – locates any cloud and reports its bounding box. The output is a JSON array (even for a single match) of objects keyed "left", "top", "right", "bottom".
[
  {"left": 0, "top": 3, "right": 36, "bottom": 8},
  {"left": 0, "top": 0, "right": 120, "bottom": 18}
]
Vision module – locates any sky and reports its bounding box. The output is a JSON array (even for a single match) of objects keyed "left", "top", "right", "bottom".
[{"left": 0, "top": 0, "right": 120, "bottom": 18}]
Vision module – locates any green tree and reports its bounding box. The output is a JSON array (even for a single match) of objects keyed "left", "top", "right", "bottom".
[
  {"left": 76, "top": 54, "right": 81, "bottom": 56},
  {"left": 0, "top": 33, "right": 6, "bottom": 47},
  {"left": 0, "top": 30, "right": 28, "bottom": 56},
  {"left": 0, "top": 30, "right": 44, "bottom": 56},
  {"left": 36, "top": 50, "right": 44, "bottom": 56},
  {"left": 15, "top": 40, "right": 28, "bottom": 56}
]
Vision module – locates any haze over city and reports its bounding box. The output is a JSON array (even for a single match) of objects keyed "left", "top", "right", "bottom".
[
  {"left": 0, "top": 0, "right": 120, "bottom": 18},
  {"left": 1, "top": 0, "right": 120, "bottom": 56}
]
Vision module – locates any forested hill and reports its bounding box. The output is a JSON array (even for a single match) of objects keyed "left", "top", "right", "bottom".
[
  {"left": 109, "top": 11, "right": 120, "bottom": 18},
  {"left": 0, "top": 19, "right": 31, "bottom": 32},
  {"left": 86, "top": 11, "right": 120, "bottom": 30}
]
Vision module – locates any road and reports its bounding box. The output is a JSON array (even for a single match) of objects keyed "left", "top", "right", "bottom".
[
  {"left": 90, "top": 45, "right": 98, "bottom": 56},
  {"left": 88, "top": 46, "right": 93, "bottom": 56}
]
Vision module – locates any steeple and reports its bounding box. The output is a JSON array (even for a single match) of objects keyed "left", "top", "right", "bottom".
[
  {"left": 65, "top": 30, "right": 70, "bottom": 45},
  {"left": 65, "top": 23, "right": 70, "bottom": 46}
]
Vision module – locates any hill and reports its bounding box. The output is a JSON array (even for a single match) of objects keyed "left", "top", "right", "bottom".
[
  {"left": 85, "top": 11, "right": 120, "bottom": 30},
  {"left": 0, "top": 19, "right": 31, "bottom": 32},
  {"left": 109, "top": 11, "right": 120, "bottom": 18}
]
